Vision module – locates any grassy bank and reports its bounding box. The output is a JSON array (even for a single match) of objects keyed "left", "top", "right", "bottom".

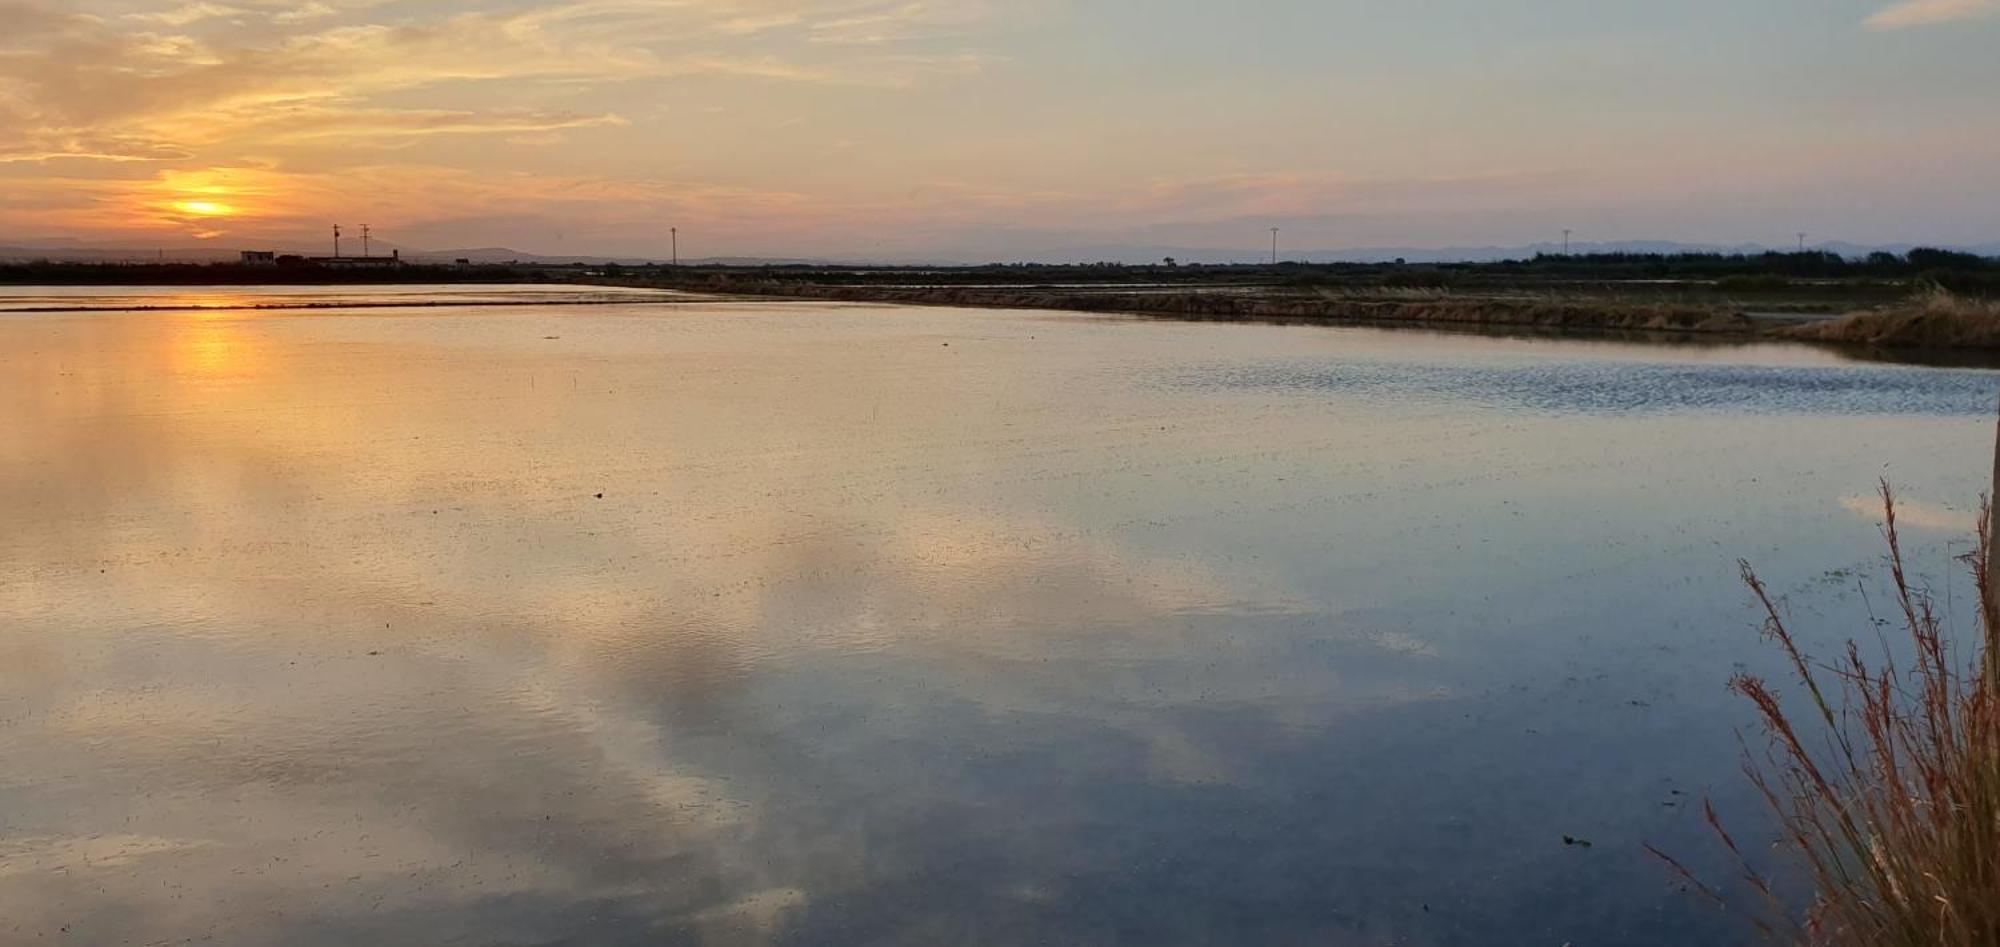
[
  {"left": 19, "top": 253, "right": 2000, "bottom": 350},
  {"left": 617, "top": 275, "right": 2000, "bottom": 353},
  {"left": 640, "top": 279, "right": 1766, "bottom": 336},
  {"left": 1777, "top": 289, "right": 2000, "bottom": 349}
]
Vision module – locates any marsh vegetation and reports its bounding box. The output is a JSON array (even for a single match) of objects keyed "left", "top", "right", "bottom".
[{"left": 1659, "top": 474, "right": 2000, "bottom": 945}]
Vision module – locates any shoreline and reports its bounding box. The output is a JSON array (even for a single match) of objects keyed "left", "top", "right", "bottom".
[
  {"left": 0, "top": 296, "right": 707, "bottom": 315},
  {"left": 8, "top": 278, "right": 1999, "bottom": 363},
  {"left": 592, "top": 277, "right": 2000, "bottom": 358},
  {"left": 596, "top": 278, "right": 1769, "bottom": 336}
]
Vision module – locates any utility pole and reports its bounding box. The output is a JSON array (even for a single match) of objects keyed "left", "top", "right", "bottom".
[
  {"left": 671, "top": 227, "right": 679, "bottom": 266},
  {"left": 333, "top": 224, "right": 342, "bottom": 258},
  {"left": 1270, "top": 228, "right": 1280, "bottom": 266},
  {"left": 1797, "top": 232, "right": 1807, "bottom": 254},
  {"left": 1563, "top": 229, "right": 1572, "bottom": 255},
  {"left": 361, "top": 225, "right": 372, "bottom": 258}
]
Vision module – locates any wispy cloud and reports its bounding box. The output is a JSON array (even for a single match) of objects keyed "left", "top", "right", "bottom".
[
  {"left": 0, "top": 0, "right": 1013, "bottom": 168},
  {"left": 14, "top": 0, "right": 1990, "bottom": 257},
  {"left": 0, "top": 0, "right": 1034, "bottom": 248},
  {"left": 124, "top": 2, "right": 246, "bottom": 26},
  {"left": 1866, "top": 0, "right": 2000, "bottom": 29}
]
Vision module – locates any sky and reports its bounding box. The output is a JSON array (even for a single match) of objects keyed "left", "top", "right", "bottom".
[{"left": 2, "top": 0, "right": 1998, "bottom": 260}]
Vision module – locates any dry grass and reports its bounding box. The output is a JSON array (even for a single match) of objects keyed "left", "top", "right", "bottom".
[
  {"left": 676, "top": 280, "right": 1759, "bottom": 335},
  {"left": 1780, "top": 287, "right": 2000, "bottom": 348},
  {"left": 1310, "top": 285, "right": 1458, "bottom": 302},
  {"left": 1655, "top": 481, "right": 2000, "bottom": 944}
]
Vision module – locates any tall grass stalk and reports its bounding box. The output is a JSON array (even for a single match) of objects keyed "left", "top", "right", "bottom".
[{"left": 1657, "top": 477, "right": 2000, "bottom": 944}]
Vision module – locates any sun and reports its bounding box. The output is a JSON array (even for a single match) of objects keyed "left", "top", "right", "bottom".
[{"left": 172, "top": 200, "right": 238, "bottom": 218}]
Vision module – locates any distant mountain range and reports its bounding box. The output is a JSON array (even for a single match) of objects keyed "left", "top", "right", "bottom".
[{"left": 2, "top": 238, "right": 1994, "bottom": 267}]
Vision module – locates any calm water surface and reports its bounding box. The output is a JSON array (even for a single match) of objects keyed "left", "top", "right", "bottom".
[{"left": 2, "top": 287, "right": 1995, "bottom": 945}]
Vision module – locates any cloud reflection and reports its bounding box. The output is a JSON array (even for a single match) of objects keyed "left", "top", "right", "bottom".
[
  {"left": 1839, "top": 493, "right": 1975, "bottom": 532},
  {"left": 0, "top": 298, "right": 1452, "bottom": 943}
]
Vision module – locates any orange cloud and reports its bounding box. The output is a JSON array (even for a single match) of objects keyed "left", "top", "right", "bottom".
[
  {"left": 0, "top": 0, "right": 1033, "bottom": 246},
  {"left": 0, "top": 0, "right": 1013, "bottom": 166}
]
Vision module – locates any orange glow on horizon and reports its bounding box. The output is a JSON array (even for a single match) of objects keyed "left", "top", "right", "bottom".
[
  {"left": 172, "top": 200, "right": 238, "bottom": 218},
  {"left": 2, "top": 1, "right": 1989, "bottom": 258}
]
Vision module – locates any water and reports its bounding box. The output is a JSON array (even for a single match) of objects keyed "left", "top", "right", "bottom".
[{"left": 2, "top": 286, "right": 1994, "bottom": 945}]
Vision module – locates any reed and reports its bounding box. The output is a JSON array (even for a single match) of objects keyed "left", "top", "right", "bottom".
[
  {"left": 1656, "top": 475, "right": 2000, "bottom": 944},
  {"left": 1779, "top": 286, "right": 2000, "bottom": 348}
]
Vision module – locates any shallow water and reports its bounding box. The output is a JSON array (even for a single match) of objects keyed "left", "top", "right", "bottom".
[{"left": 1, "top": 286, "right": 1993, "bottom": 945}]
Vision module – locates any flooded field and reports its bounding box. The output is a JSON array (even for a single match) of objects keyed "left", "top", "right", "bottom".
[{"left": 3, "top": 286, "right": 1997, "bottom": 945}]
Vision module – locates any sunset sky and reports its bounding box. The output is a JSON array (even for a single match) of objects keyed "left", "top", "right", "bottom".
[{"left": 4, "top": 0, "right": 1998, "bottom": 259}]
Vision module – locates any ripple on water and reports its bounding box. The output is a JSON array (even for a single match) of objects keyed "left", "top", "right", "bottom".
[{"left": 1187, "top": 359, "right": 2000, "bottom": 417}]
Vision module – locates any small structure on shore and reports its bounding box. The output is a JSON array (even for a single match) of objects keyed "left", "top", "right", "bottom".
[
  {"left": 310, "top": 249, "right": 402, "bottom": 269},
  {"left": 286, "top": 224, "right": 407, "bottom": 268},
  {"left": 263, "top": 249, "right": 405, "bottom": 269}
]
